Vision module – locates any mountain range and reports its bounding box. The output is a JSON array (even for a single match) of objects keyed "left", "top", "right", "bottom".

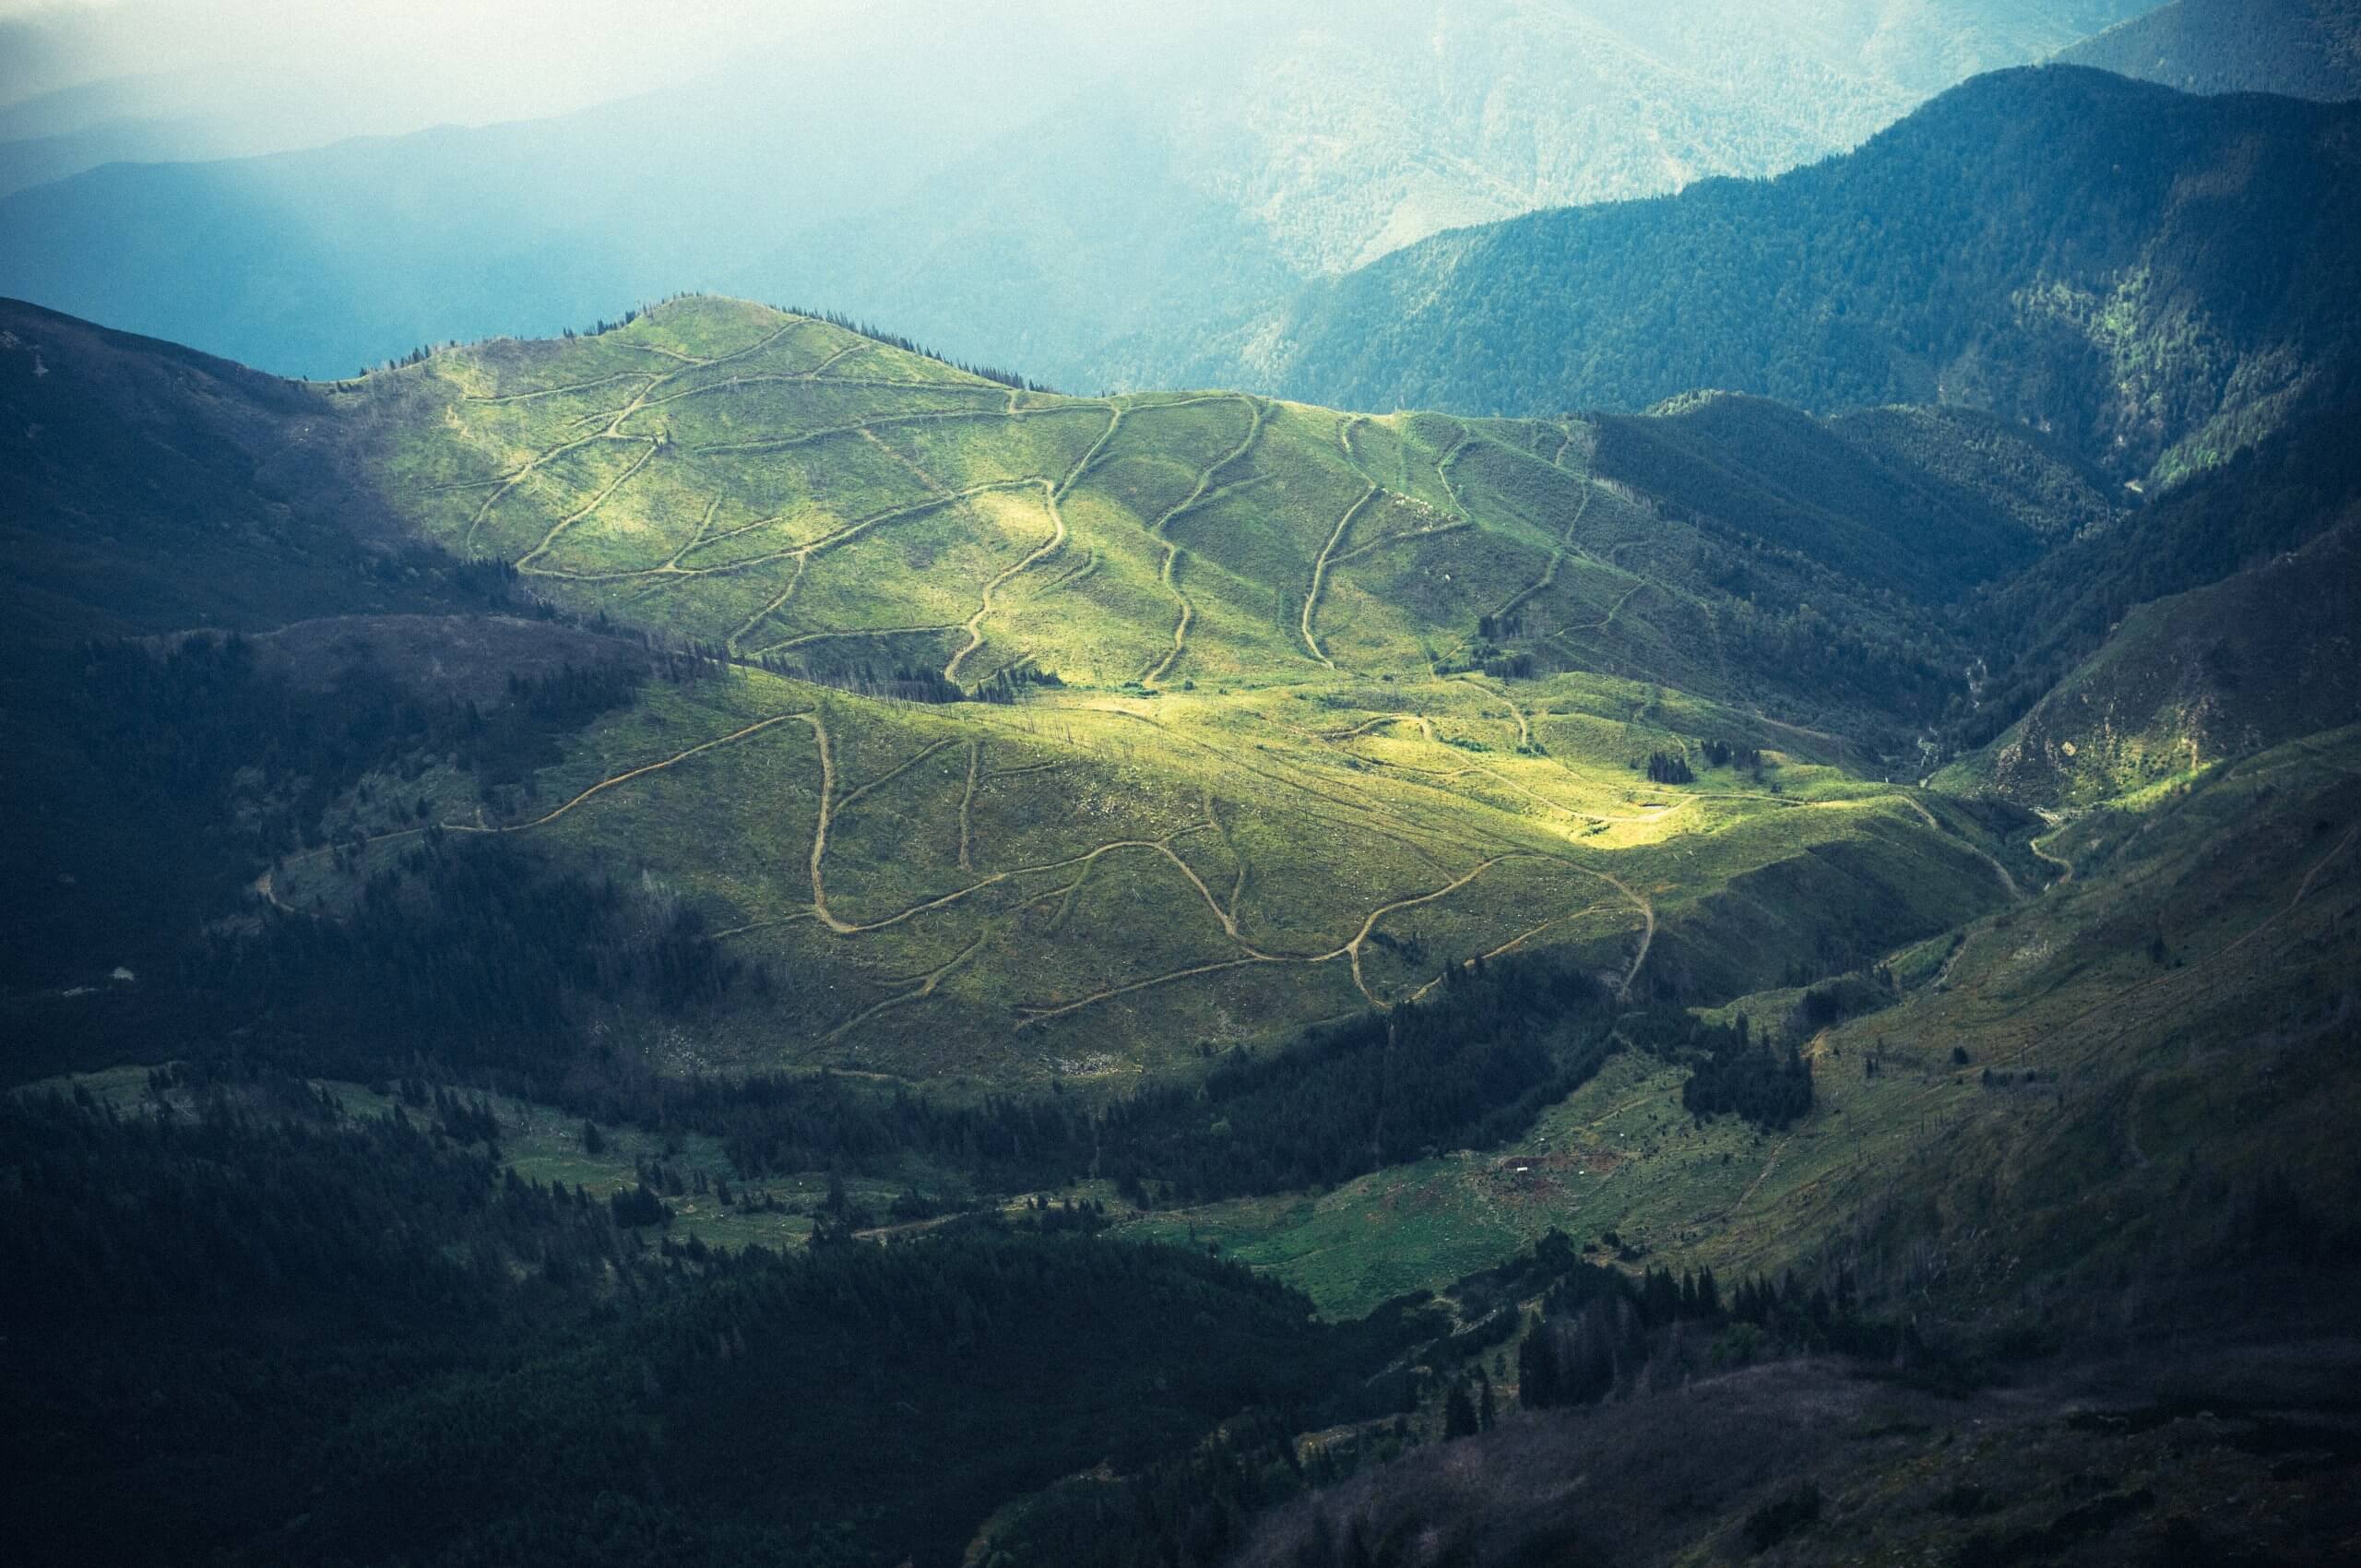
[
  {"left": 4, "top": 17, "right": 2360, "bottom": 1568},
  {"left": 1155, "top": 66, "right": 2361, "bottom": 494},
  {"left": 0, "top": 0, "right": 2156, "bottom": 386}
]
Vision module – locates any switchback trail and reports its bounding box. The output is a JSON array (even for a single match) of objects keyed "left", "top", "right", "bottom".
[
  {"left": 1144, "top": 397, "right": 1264, "bottom": 684},
  {"left": 943, "top": 481, "right": 1067, "bottom": 683},
  {"left": 1488, "top": 451, "right": 1596, "bottom": 625},
  {"left": 252, "top": 709, "right": 810, "bottom": 908},
  {"left": 1301, "top": 416, "right": 1382, "bottom": 667},
  {"left": 2029, "top": 810, "right": 2076, "bottom": 885},
  {"left": 1898, "top": 793, "right": 2024, "bottom": 901}
]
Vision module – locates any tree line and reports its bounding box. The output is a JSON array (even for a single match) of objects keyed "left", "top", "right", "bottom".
[
  {"left": 568, "top": 949, "right": 1630, "bottom": 1206},
  {"left": 186, "top": 917, "right": 1814, "bottom": 1211},
  {"left": 0, "top": 1083, "right": 1434, "bottom": 1567},
  {"left": 773, "top": 301, "right": 1062, "bottom": 393}
]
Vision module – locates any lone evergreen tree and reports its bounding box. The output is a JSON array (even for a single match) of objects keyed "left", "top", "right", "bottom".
[
  {"left": 1518, "top": 1315, "right": 1560, "bottom": 1409},
  {"left": 1443, "top": 1379, "right": 1479, "bottom": 1438}
]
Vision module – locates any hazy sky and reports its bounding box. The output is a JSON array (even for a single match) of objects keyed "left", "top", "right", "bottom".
[{"left": 0, "top": 0, "right": 884, "bottom": 125}]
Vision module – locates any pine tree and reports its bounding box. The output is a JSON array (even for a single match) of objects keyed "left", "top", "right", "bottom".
[
  {"left": 1443, "top": 1380, "right": 1478, "bottom": 1438},
  {"left": 1517, "top": 1315, "right": 1560, "bottom": 1409}
]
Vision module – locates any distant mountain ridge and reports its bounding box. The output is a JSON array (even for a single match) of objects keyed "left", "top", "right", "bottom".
[
  {"left": 1157, "top": 67, "right": 2361, "bottom": 492},
  {"left": 2058, "top": 0, "right": 2361, "bottom": 100}
]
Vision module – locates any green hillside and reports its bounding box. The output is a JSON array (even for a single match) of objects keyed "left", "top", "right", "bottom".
[
  {"left": 222, "top": 294, "right": 2050, "bottom": 1079},
  {"left": 289, "top": 295, "right": 2361, "bottom": 1329},
  {"left": 21, "top": 288, "right": 2343, "bottom": 1093},
  {"left": 11, "top": 282, "right": 2351, "bottom": 1215}
]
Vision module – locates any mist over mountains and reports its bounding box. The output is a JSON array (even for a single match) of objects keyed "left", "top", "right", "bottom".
[{"left": 0, "top": 0, "right": 2156, "bottom": 385}]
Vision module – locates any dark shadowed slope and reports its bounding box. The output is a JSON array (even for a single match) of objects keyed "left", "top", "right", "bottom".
[
  {"left": 2058, "top": 0, "right": 2361, "bottom": 100},
  {"left": 0, "top": 300, "right": 536, "bottom": 1001},
  {"left": 1963, "top": 516, "right": 2361, "bottom": 804},
  {"left": 0, "top": 299, "right": 469, "bottom": 643}
]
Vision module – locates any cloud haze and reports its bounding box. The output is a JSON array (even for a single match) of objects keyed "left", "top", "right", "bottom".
[{"left": 0, "top": 1, "right": 1098, "bottom": 137}]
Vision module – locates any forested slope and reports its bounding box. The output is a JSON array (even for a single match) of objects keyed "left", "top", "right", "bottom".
[
  {"left": 1203, "top": 68, "right": 2361, "bottom": 490},
  {"left": 2059, "top": 0, "right": 2361, "bottom": 100}
]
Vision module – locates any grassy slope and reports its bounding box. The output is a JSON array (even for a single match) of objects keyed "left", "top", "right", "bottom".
[
  {"left": 52, "top": 719, "right": 2354, "bottom": 1330},
  {"left": 20, "top": 294, "right": 2353, "bottom": 1335},
  {"left": 1131, "top": 724, "right": 2361, "bottom": 1316},
  {"left": 353, "top": 298, "right": 2058, "bottom": 719},
  {"left": 47, "top": 699, "right": 2358, "bottom": 1325},
  {"left": 253, "top": 296, "right": 2024, "bottom": 1084},
  {"left": 29, "top": 293, "right": 2348, "bottom": 1335}
]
